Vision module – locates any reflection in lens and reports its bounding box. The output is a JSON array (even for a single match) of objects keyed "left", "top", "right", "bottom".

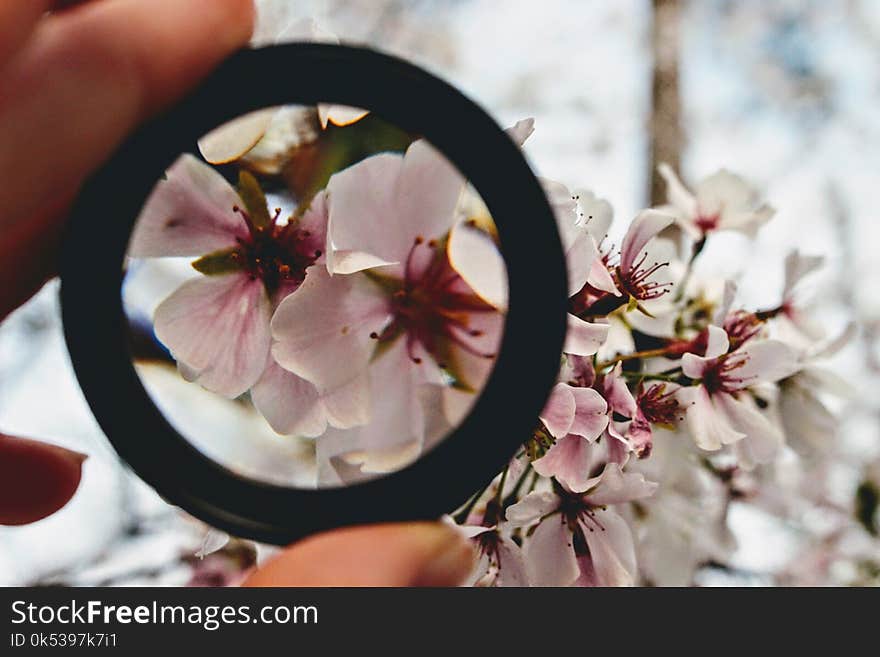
[{"left": 122, "top": 105, "right": 510, "bottom": 488}]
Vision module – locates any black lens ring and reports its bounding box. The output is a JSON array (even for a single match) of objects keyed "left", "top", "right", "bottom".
[{"left": 60, "top": 43, "right": 568, "bottom": 545}]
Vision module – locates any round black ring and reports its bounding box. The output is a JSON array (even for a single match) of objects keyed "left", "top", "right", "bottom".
[{"left": 61, "top": 44, "right": 568, "bottom": 545}]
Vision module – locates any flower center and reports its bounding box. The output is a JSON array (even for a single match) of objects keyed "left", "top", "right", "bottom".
[
  {"left": 616, "top": 251, "right": 672, "bottom": 301},
  {"left": 369, "top": 237, "right": 497, "bottom": 368},
  {"left": 695, "top": 210, "right": 720, "bottom": 232},
  {"left": 723, "top": 310, "right": 764, "bottom": 351},
  {"left": 701, "top": 351, "right": 753, "bottom": 395},
  {"left": 232, "top": 206, "right": 322, "bottom": 295},
  {"left": 637, "top": 383, "right": 683, "bottom": 424}
]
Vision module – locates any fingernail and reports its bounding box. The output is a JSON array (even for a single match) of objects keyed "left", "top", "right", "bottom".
[{"left": 411, "top": 525, "right": 477, "bottom": 586}]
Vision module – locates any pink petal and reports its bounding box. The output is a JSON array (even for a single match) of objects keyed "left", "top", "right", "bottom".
[
  {"left": 619, "top": 209, "right": 674, "bottom": 276},
  {"left": 250, "top": 359, "right": 329, "bottom": 438},
  {"left": 532, "top": 434, "right": 599, "bottom": 493},
  {"left": 271, "top": 267, "right": 392, "bottom": 394},
  {"left": 326, "top": 142, "right": 463, "bottom": 275},
  {"left": 602, "top": 363, "right": 638, "bottom": 418},
  {"left": 325, "top": 152, "right": 404, "bottom": 275},
  {"left": 580, "top": 508, "right": 637, "bottom": 586},
  {"left": 496, "top": 535, "right": 530, "bottom": 587},
  {"left": 294, "top": 190, "right": 329, "bottom": 257},
  {"left": 524, "top": 516, "right": 580, "bottom": 587},
  {"left": 153, "top": 273, "right": 272, "bottom": 398},
  {"left": 565, "top": 314, "right": 609, "bottom": 357},
  {"left": 129, "top": 154, "right": 248, "bottom": 258},
  {"left": 539, "top": 383, "right": 576, "bottom": 438},
  {"left": 587, "top": 253, "right": 620, "bottom": 295},
  {"left": 680, "top": 387, "right": 745, "bottom": 451},
  {"left": 505, "top": 491, "right": 560, "bottom": 527},
  {"left": 396, "top": 139, "right": 464, "bottom": 241},
  {"left": 583, "top": 463, "right": 658, "bottom": 506},
  {"left": 447, "top": 220, "right": 508, "bottom": 310},
  {"left": 569, "top": 387, "right": 610, "bottom": 439},
  {"left": 314, "top": 340, "right": 426, "bottom": 479}
]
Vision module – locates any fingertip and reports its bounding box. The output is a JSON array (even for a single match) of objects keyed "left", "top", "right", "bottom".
[
  {"left": 0, "top": 434, "right": 87, "bottom": 526},
  {"left": 243, "top": 522, "right": 476, "bottom": 587}
]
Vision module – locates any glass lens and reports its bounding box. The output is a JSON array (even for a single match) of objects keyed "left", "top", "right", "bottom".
[{"left": 122, "top": 104, "right": 509, "bottom": 488}]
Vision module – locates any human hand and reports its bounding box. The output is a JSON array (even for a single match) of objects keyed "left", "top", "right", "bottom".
[{"left": 0, "top": 2, "right": 476, "bottom": 586}]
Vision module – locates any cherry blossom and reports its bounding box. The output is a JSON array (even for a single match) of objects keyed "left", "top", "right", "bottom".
[
  {"left": 656, "top": 163, "right": 775, "bottom": 238},
  {"left": 130, "top": 155, "right": 328, "bottom": 401},
  {"left": 679, "top": 325, "right": 799, "bottom": 466},
  {"left": 270, "top": 139, "right": 504, "bottom": 474},
  {"left": 506, "top": 464, "right": 657, "bottom": 586}
]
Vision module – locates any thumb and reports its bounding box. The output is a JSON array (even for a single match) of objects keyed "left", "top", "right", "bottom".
[{"left": 243, "top": 522, "right": 476, "bottom": 587}]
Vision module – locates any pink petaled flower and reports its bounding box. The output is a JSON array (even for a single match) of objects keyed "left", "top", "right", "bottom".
[
  {"left": 457, "top": 523, "right": 529, "bottom": 587},
  {"left": 679, "top": 325, "right": 799, "bottom": 466},
  {"left": 270, "top": 140, "right": 505, "bottom": 477},
  {"left": 614, "top": 209, "right": 676, "bottom": 302},
  {"left": 657, "top": 163, "right": 775, "bottom": 238},
  {"left": 129, "top": 155, "right": 328, "bottom": 415},
  {"left": 532, "top": 382, "right": 609, "bottom": 492},
  {"left": 568, "top": 208, "right": 675, "bottom": 317},
  {"left": 629, "top": 382, "right": 684, "bottom": 459},
  {"left": 506, "top": 464, "right": 657, "bottom": 586}
]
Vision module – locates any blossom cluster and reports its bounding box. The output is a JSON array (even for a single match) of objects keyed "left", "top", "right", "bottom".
[{"left": 130, "top": 104, "right": 847, "bottom": 586}]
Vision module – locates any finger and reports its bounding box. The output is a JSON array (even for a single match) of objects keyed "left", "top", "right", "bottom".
[
  {"left": 0, "top": 0, "right": 95, "bottom": 66},
  {"left": 0, "top": 433, "right": 87, "bottom": 525},
  {"left": 0, "top": 1, "right": 55, "bottom": 65},
  {"left": 0, "top": 0, "right": 255, "bottom": 309},
  {"left": 243, "top": 522, "right": 476, "bottom": 587}
]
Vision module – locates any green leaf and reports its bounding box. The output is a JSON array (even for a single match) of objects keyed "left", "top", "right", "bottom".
[
  {"left": 192, "top": 247, "right": 244, "bottom": 276},
  {"left": 237, "top": 170, "right": 271, "bottom": 229}
]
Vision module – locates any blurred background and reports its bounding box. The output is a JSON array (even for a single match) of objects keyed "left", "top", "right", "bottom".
[{"left": 1, "top": 0, "right": 878, "bottom": 586}]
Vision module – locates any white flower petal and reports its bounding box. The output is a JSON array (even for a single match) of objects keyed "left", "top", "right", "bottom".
[
  {"left": 524, "top": 516, "right": 580, "bottom": 587},
  {"left": 584, "top": 463, "right": 658, "bottom": 506},
  {"left": 447, "top": 220, "right": 508, "bottom": 310},
  {"left": 619, "top": 209, "right": 674, "bottom": 276},
  {"left": 581, "top": 508, "right": 637, "bottom": 587},
  {"left": 505, "top": 491, "right": 560, "bottom": 527},
  {"left": 681, "top": 387, "right": 745, "bottom": 451},
  {"left": 505, "top": 118, "right": 535, "bottom": 146},
  {"left": 129, "top": 154, "right": 247, "bottom": 258},
  {"left": 718, "top": 393, "right": 784, "bottom": 467},
  {"left": 154, "top": 273, "right": 272, "bottom": 398},
  {"left": 496, "top": 535, "right": 530, "bottom": 587},
  {"left": 657, "top": 163, "right": 697, "bottom": 220},
  {"left": 564, "top": 314, "right": 609, "bottom": 357},
  {"left": 250, "top": 359, "right": 329, "bottom": 437},
  {"left": 733, "top": 339, "right": 799, "bottom": 387},
  {"left": 271, "top": 267, "right": 392, "bottom": 393}
]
